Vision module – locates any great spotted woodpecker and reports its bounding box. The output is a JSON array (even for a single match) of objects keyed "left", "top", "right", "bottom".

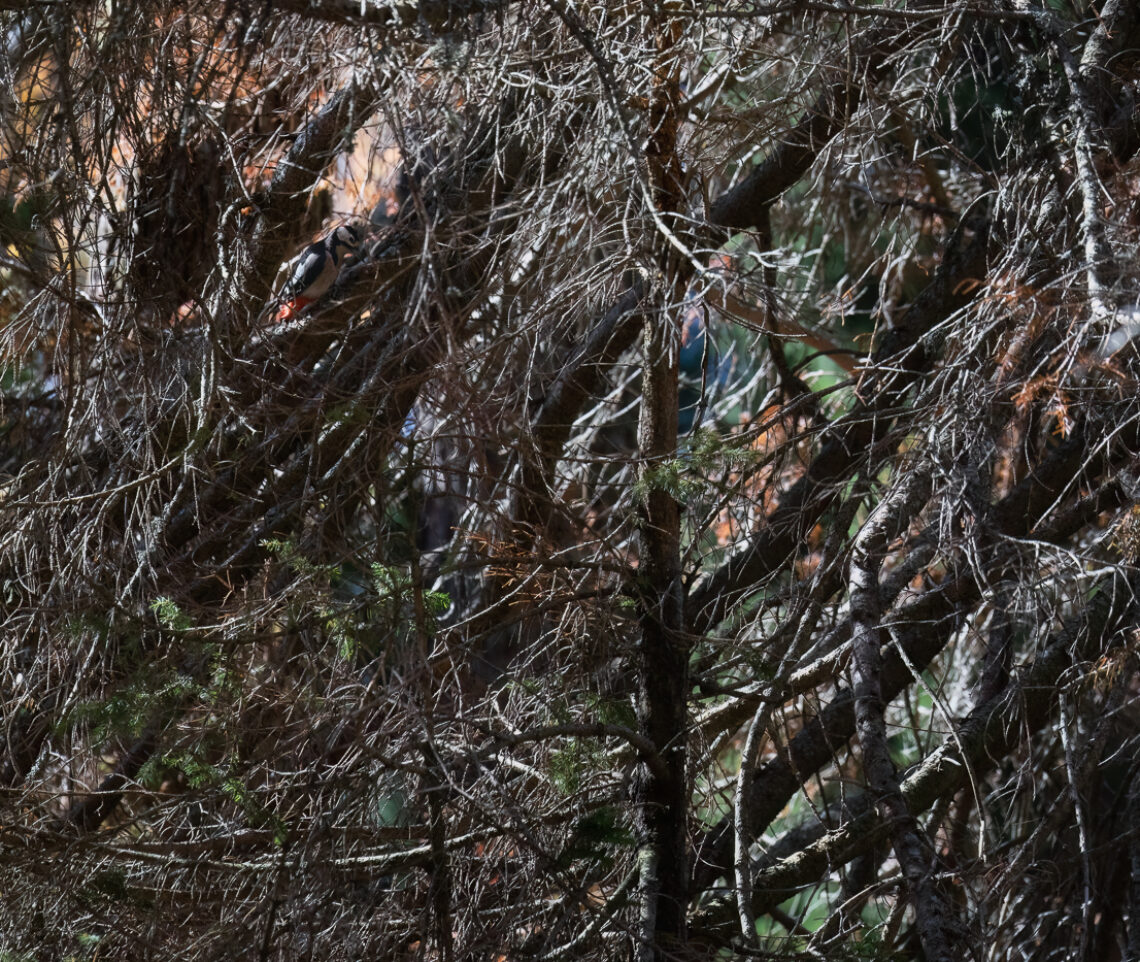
[{"left": 275, "top": 223, "right": 362, "bottom": 321}]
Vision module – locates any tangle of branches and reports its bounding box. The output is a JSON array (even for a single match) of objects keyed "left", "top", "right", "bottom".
[{"left": 2, "top": 1, "right": 1140, "bottom": 960}]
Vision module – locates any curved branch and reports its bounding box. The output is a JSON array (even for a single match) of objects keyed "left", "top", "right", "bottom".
[{"left": 692, "top": 570, "right": 1140, "bottom": 939}]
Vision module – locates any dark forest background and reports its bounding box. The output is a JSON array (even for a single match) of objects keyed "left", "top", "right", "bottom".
[{"left": 2, "top": 1, "right": 1140, "bottom": 959}]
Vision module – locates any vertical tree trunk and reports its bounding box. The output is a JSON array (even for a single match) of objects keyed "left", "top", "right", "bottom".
[
  {"left": 633, "top": 313, "right": 687, "bottom": 960},
  {"left": 633, "top": 13, "right": 690, "bottom": 960},
  {"left": 849, "top": 467, "right": 959, "bottom": 962}
]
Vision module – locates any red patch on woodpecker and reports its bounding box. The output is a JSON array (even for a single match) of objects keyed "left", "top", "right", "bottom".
[{"left": 275, "top": 297, "right": 314, "bottom": 322}]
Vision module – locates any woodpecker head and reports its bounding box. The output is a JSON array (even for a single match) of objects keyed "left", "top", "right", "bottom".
[{"left": 328, "top": 223, "right": 363, "bottom": 263}]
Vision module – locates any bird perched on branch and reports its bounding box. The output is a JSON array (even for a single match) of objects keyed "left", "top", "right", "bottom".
[{"left": 275, "top": 223, "right": 362, "bottom": 321}]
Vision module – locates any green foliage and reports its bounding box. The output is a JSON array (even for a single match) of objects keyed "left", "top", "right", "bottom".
[
  {"left": 583, "top": 692, "right": 636, "bottom": 729},
  {"left": 634, "top": 426, "right": 760, "bottom": 505},
  {"left": 156, "top": 750, "right": 223, "bottom": 790},
  {"left": 61, "top": 612, "right": 112, "bottom": 643},
  {"left": 261, "top": 538, "right": 338, "bottom": 581},
  {"left": 150, "top": 596, "right": 191, "bottom": 632},
  {"left": 331, "top": 562, "right": 451, "bottom": 661},
  {"left": 370, "top": 563, "right": 451, "bottom": 617},
  {"left": 261, "top": 541, "right": 451, "bottom": 662},
  {"left": 632, "top": 457, "right": 700, "bottom": 504},
  {"left": 157, "top": 749, "right": 287, "bottom": 842},
  {"left": 549, "top": 740, "right": 604, "bottom": 795},
  {"left": 66, "top": 669, "right": 196, "bottom": 744},
  {"left": 555, "top": 807, "right": 635, "bottom": 870},
  {"left": 686, "top": 425, "right": 762, "bottom": 472}
]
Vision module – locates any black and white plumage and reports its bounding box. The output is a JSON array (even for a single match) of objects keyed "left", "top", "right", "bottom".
[{"left": 277, "top": 223, "right": 362, "bottom": 318}]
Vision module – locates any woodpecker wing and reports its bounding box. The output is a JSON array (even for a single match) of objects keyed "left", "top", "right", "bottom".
[{"left": 282, "top": 243, "right": 334, "bottom": 303}]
